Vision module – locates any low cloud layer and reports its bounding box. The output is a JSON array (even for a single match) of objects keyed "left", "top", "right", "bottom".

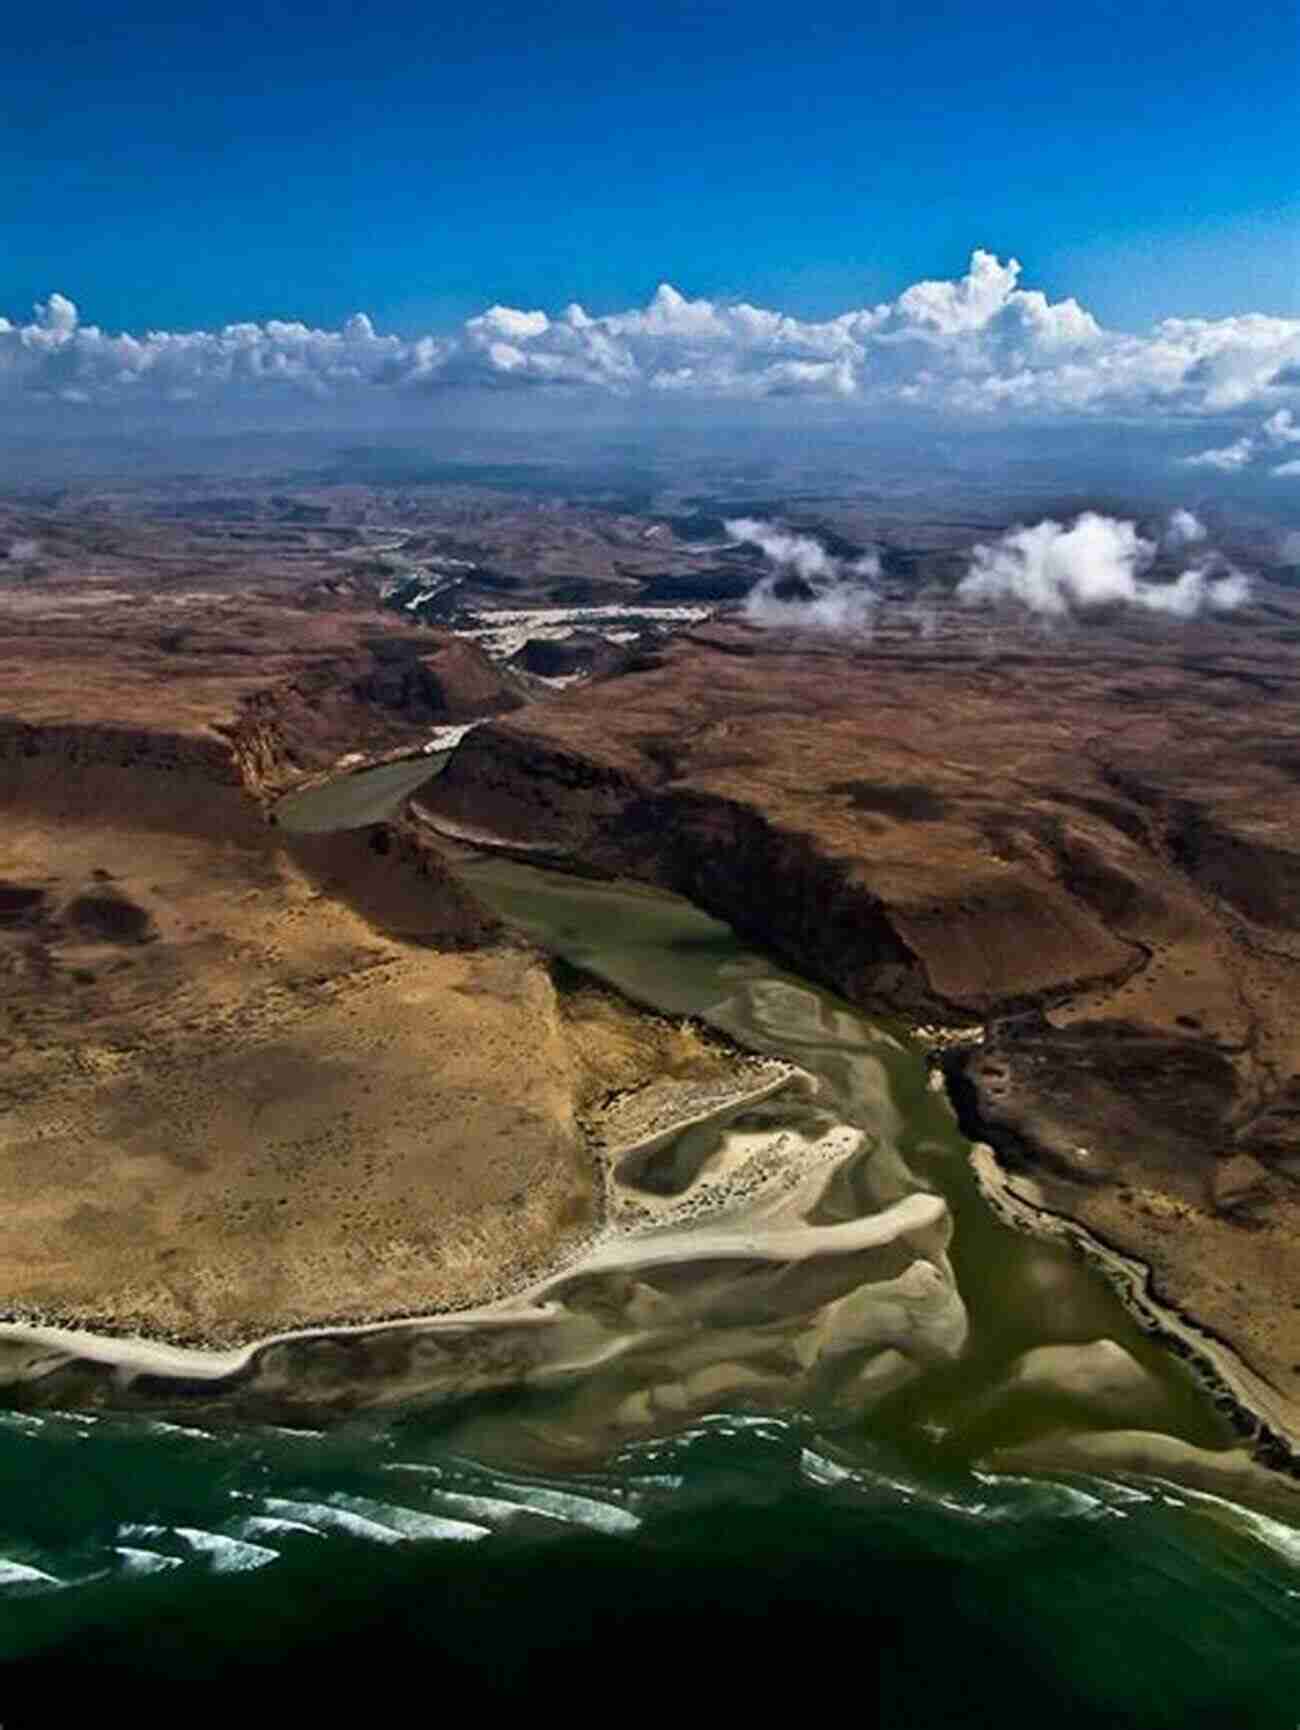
[
  {"left": 957, "top": 512, "right": 1250, "bottom": 619},
  {"left": 4, "top": 251, "right": 1300, "bottom": 437},
  {"left": 1164, "top": 507, "right": 1208, "bottom": 546},
  {"left": 727, "top": 518, "right": 880, "bottom": 634},
  {"left": 731, "top": 510, "right": 1251, "bottom": 637}
]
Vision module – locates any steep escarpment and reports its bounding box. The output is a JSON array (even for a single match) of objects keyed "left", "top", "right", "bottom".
[
  {"left": 0, "top": 717, "right": 242, "bottom": 782},
  {"left": 0, "top": 585, "right": 520, "bottom": 804},
  {"left": 425, "top": 730, "right": 933, "bottom": 1007},
  {"left": 418, "top": 609, "right": 1300, "bottom": 1433},
  {"left": 230, "top": 632, "right": 523, "bottom": 796},
  {"left": 422, "top": 638, "right": 1159, "bottom": 1019},
  {"left": 0, "top": 604, "right": 518, "bottom": 947}
]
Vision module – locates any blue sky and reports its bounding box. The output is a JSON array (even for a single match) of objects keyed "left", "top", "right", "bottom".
[{"left": 6, "top": 0, "right": 1296, "bottom": 335}]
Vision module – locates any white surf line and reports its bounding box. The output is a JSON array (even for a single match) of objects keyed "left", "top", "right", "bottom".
[
  {"left": 0, "top": 1185, "right": 946, "bottom": 1389},
  {"left": 968, "top": 1142, "right": 1300, "bottom": 1467},
  {"left": 0, "top": 1558, "right": 62, "bottom": 1588},
  {"left": 113, "top": 1545, "right": 184, "bottom": 1575},
  {"left": 173, "top": 1528, "right": 279, "bottom": 1572}
]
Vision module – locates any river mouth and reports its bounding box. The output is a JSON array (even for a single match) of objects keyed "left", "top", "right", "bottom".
[
  {"left": 0, "top": 844, "right": 1235, "bottom": 1482},
  {"left": 4, "top": 765, "right": 1300, "bottom": 1718},
  {"left": 435, "top": 851, "right": 1238, "bottom": 1476}
]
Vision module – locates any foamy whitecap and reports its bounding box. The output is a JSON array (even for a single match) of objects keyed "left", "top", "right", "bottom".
[
  {"left": 173, "top": 1528, "right": 279, "bottom": 1572},
  {"left": 325, "top": 1494, "right": 490, "bottom": 1543},
  {"left": 474, "top": 1480, "right": 640, "bottom": 1535},
  {"left": 1148, "top": 1480, "right": 1300, "bottom": 1569},
  {"left": 0, "top": 1557, "right": 62, "bottom": 1590},
  {"left": 235, "top": 1516, "right": 325, "bottom": 1542},
  {"left": 113, "top": 1544, "right": 184, "bottom": 1575},
  {"left": 261, "top": 1495, "right": 488, "bottom": 1546}
]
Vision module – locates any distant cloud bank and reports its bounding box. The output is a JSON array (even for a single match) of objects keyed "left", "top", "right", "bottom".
[
  {"left": 4, "top": 251, "right": 1300, "bottom": 443},
  {"left": 1182, "top": 408, "right": 1300, "bottom": 475}
]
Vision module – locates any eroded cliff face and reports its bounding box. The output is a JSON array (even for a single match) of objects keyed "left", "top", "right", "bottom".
[
  {"left": 0, "top": 588, "right": 520, "bottom": 802},
  {"left": 225, "top": 634, "right": 520, "bottom": 799},
  {"left": 417, "top": 614, "right": 1300, "bottom": 1426},
  {"left": 426, "top": 728, "right": 932, "bottom": 1007}
]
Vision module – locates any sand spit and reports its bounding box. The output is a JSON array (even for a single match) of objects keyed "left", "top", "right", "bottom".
[
  {"left": 0, "top": 1112, "right": 965, "bottom": 1430},
  {"left": 968, "top": 1143, "right": 1300, "bottom": 1475}
]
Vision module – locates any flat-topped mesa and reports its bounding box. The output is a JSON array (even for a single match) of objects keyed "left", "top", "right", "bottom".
[
  {"left": 424, "top": 614, "right": 1300, "bottom": 1012},
  {"left": 0, "top": 606, "right": 521, "bottom": 806},
  {"left": 0, "top": 716, "right": 244, "bottom": 784},
  {"left": 429, "top": 719, "right": 1135, "bottom": 1020}
]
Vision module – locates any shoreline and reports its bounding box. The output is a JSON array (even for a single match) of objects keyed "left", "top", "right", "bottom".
[
  {"left": 0, "top": 1062, "right": 848, "bottom": 1390},
  {"left": 0, "top": 1153, "right": 940, "bottom": 1395},
  {"left": 967, "top": 1142, "right": 1300, "bottom": 1479}
]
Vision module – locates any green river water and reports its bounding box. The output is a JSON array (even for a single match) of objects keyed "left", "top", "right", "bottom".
[{"left": 1, "top": 767, "right": 1298, "bottom": 1725}]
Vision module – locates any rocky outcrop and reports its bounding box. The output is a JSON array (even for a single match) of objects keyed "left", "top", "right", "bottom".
[{"left": 348, "top": 633, "right": 523, "bottom": 726}]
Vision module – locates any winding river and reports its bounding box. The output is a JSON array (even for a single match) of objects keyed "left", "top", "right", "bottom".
[{"left": 1, "top": 761, "right": 1298, "bottom": 1722}]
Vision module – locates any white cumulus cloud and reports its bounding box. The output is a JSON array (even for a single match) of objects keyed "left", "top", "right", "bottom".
[
  {"left": 1182, "top": 435, "right": 1256, "bottom": 471},
  {"left": 727, "top": 517, "right": 881, "bottom": 636},
  {"left": 1183, "top": 405, "right": 1300, "bottom": 476},
  {"left": 2, "top": 251, "right": 1299, "bottom": 434},
  {"left": 957, "top": 512, "right": 1250, "bottom": 619}
]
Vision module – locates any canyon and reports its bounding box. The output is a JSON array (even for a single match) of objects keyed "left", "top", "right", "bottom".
[{"left": 4, "top": 479, "right": 1300, "bottom": 1461}]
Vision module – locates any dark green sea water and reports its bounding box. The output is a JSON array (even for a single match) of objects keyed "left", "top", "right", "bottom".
[{"left": 3, "top": 823, "right": 1299, "bottom": 1725}]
